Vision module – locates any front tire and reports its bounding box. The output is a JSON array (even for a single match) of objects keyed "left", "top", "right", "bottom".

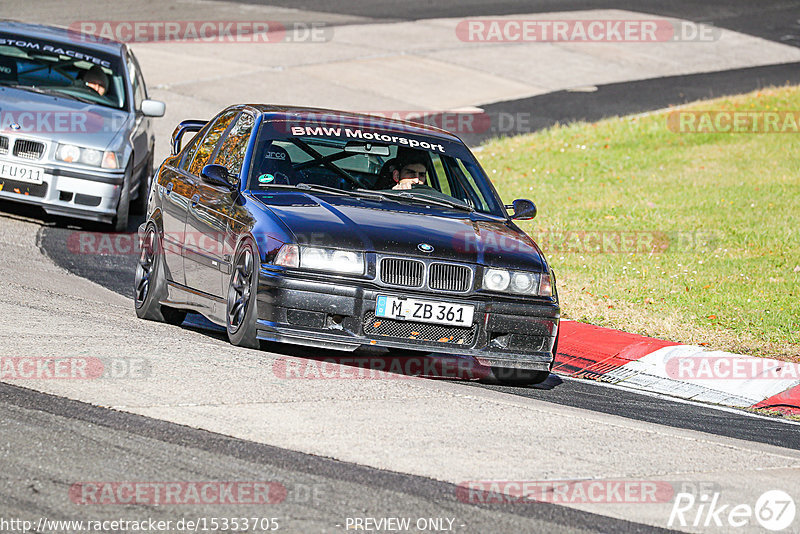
[
  {"left": 131, "top": 154, "right": 153, "bottom": 215},
  {"left": 491, "top": 367, "right": 550, "bottom": 386},
  {"left": 110, "top": 161, "right": 132, "bottom": 232},
  {"left": 227, "top": 239, "right": 260, "bottom": 349},
  {"left": 134, "top": 224, "right": 187, "bottom": 325}
]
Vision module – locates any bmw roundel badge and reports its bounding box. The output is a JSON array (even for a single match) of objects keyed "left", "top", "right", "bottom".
[
  {"left": 418, "top": 243, "right": 434, "bottom": 253},
  {"left": 10, "top": 122, "right": 20, "bottom": 130}
]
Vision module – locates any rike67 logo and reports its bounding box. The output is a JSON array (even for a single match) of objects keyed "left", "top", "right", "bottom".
[{"left": 669, "top": 490, "right": 796, "bottom": 531}]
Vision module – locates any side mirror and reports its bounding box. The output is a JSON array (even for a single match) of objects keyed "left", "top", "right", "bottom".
[
  {"left": 200, "top": 164, "right": 236, "bottom": 190},
  {"left": 508, "top": 198, "right": 537, "bottom": 220},
  {"left": 141, "top": 99, "right": 166, "bottom": 117}
]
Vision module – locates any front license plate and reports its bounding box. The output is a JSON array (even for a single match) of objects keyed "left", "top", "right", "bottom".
[
  {"left": 0, "top": 161, "right": 43, "bottom": 184},
  {"left": 376, "top": 295, "right": 474, "bottom": 327}
]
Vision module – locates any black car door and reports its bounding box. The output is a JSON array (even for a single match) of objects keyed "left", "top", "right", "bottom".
[
  {"left": 182, "top": 109, "right": 239, "bottom": 296},
  {"left": 158, "top": 133, "right": 204, "bottom": 286}
]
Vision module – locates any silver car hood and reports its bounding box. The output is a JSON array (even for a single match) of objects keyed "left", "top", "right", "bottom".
[{"left": 0, "top": 86, "right": 131, "bottom": 150}]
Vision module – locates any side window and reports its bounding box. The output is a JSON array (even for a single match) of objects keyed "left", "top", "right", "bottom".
[
  {"left": 214, "top": 113, "right": 255, "bottom": 181},
  {"left": 429, "top": 153, "right": 450, "bottom": 195},
  {"left": 452, "top": 158, "right": 489, "bottom": 212},
  {"left": 188, "top": 110, "right": 238, "bottom": 176},
  {"left": 127, "top": 54, "right": 145, "bottom": 110},
  {"left": 179, "top": 131, "right": 202, "bottom": 171}
]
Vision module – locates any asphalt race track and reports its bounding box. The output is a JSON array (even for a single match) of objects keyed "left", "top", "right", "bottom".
[
  {"left": 2, "top": 1, "right": 800, "bottom": 533},
  {"left": 23, "top": 217, "right": 800, "bottom": 453}
]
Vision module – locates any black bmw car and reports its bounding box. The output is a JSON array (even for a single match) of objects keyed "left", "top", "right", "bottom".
[{"left": 135, "top": 106, "right": 559, "bottom": 385}]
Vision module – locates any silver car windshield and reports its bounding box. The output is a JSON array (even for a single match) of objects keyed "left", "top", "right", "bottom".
[{"left": 0, "top": 37, "right": 127, "bottom": 110}]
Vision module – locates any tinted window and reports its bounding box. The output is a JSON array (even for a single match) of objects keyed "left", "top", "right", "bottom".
[
  {"left": 214, "top": 112, "right": 255, "bottom": 182},
  {"left": 188, "top": 110, "right": 238, "bottom": 176},
  {"left": 0, "top": 33, "right": 127, "bottom": 110},
  {"left": 247, "top": 121, "right": 505, "bottom": 216}
]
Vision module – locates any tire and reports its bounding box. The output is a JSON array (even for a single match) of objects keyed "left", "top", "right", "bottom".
[
  {"left": 110, "top": 161, "right": 132, "bottom": 232},
  {"left": 226, "top": 239, "right": 260, "bottom": 349},
  {"left": 550, "top": 328, "right": 560, "bottom": 370},
  {"left": 131, "top": 154, "right": 152, "bottom": 215},
  {"left": 134, "top": 223, "right": 187, "bottom": 325},
  {"left": 491, "top": 367, "right": 550, "bottom": 386}
]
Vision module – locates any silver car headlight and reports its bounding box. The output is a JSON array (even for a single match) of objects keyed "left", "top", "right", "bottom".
[
  {"left": 483, "top": 268, "right": 552, "bottom": 296},
  {"left": 56, "top": 143, "right": 118, "bottom": 169},
  {"left": 274, "top": 244, "right": 364, "bottom": 275}
]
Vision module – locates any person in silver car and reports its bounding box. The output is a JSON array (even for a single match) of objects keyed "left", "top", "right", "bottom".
[{"left": 0, "top": 21, "right": 165, "bottom": 231}]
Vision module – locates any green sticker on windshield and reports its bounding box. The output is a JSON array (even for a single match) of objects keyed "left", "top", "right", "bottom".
[{"left": 258, "top": 173, "right": 275, "bottom": 183}]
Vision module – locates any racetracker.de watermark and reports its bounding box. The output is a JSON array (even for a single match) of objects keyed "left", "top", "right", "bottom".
[
  {"left": 0, "top": 110, "right": 122, "bottom": 134},
  {"left": 69, "top": 482, "right": 287, "bottom": 505},
  {"left": 665, "top": 356, "right": 800, "bottom": 381},
  {"left": 667, "top": 110, "right": 800, "bottom": 133},
  {"left": 452, "top": 229, "right": 723, "bottom": 255},
  {"left": 457, "top": 480, "right": 675, "bottom": 504},
  {"left": 68, "top": 21, "right": 332, "bottom": 43},
  {"left": 0, "top": 357, "right": 150, "bottom": 380},
  {"left": 272, "top": 356, "right": 492, "bottom": 380},
  {"left": 456, "top": 19, "right": 720, "bottom": 42}
]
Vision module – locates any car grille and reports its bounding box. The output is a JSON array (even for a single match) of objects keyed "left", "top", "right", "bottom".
[
  {"left": 363, "top": 311, "right": 476, "bottom": 345},
  {"left": 380, "top": 257, "right": 424, "bottom": 287},
  {"left": 379, "top": 257, "right": 474, "bottom": 293},
  {"left": 13, "top": 139, "right": 45, "bottom": 160},
  {"left": 0, "top": 136, "right": 8, "bottom": 156},
  {"left": 429, "top": 262, "right": 472, "bottom": 292}
]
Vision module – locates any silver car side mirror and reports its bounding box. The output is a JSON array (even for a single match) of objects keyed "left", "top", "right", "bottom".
[{"left": 141, "top": 99, "right": 166, "bottom": 117}]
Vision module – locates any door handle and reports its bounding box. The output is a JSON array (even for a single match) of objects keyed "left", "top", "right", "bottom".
[{"left": 191, "top": 193, "right": 200, "bottom": 207}]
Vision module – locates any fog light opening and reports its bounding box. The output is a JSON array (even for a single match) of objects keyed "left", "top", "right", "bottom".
[
  {"left": 489, "top": 332, "right": 511, "bottom": 349},
  {"left": 326, "top": 314, "right": 346, "bottom": 330}
]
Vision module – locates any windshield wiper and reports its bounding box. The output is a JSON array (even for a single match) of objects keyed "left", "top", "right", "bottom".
[
  {"left": 0, "top": 82, "right": 97, "bottom": 105},
  {"left": 263, "top": 183, "right": 383, "bottom": 201},
  {"left": 33, "top": 86, "right": 98, "bottom": 105},
  {"left": 0, "top": 82, "right": 45, "bottom": 93},
  {"left": 360, "top": 189, "right": 474, "bottom": 212}
]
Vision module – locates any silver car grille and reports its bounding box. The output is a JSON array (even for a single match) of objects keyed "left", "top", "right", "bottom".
[
  {"left": 0, "top": 136, "right": 8, "bottom": 156},
  {"left": 13, "top": 139, "right": 45, "bottom": 160}
]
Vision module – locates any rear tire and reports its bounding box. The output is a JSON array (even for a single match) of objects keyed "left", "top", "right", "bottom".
[
  {"left": 227, "top": 239, "right": 260, "bottom": 349},
  {"left": 134, "top": 223, "right": 187, "bottom": 325},
  {"left": 491, "top": 367, "right": 550, "bottom": 386}
]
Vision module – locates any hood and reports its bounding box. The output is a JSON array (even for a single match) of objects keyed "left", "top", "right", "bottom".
[
  {"left": 0, "top": 86, "right": 130, "bottom": 149},
  {"left": 250, "top": 191, "right": 546, "bottom": 271}
]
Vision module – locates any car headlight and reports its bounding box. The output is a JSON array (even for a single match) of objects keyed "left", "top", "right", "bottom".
[
  {"left": 56, "top": 143, "right": 118, "bottom": 169},
  {"left": 274, "top": 245, "right": 364, "bottom": 275},
  {"left": 483, "top": 268, "right": 552, "bottom": 296}
]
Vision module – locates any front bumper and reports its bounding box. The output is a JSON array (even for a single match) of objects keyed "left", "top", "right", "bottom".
[
  {"left": 256, "top": 268, "right": 559, "bottom": 371},
  {"left": 0, "top": 157, "right": 124, "bottom": 223}
]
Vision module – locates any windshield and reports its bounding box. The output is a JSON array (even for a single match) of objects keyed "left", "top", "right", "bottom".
[
  {"left": 247, "top": 120, "right": 505, "bottom": 216},
  {"left": 0, "top": 33, "right": 127, "bottom": 110}
]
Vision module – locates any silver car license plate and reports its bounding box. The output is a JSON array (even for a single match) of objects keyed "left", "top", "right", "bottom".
[{"left": 0, "top": 161, "right": 43, "bottom": 184}]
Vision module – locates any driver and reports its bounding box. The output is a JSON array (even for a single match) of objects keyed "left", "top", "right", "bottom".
[
  {"left": 390, "top": 155, "right": 429, "bottom": 190},
  {"left": 83, "top": 65, "right": 108, "bottom": 96}
]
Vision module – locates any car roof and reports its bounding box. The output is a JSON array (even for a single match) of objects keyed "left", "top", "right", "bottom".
[
  {"left": 0, "top": 20, "right": 125, "bottom": 56},
  {"left": 239, "top": 104, "right": 465, "bottom": 143}
]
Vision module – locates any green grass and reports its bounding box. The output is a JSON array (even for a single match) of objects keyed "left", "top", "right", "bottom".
[{"left": 478, "top": 86, "right": 800, "bottom": 359}]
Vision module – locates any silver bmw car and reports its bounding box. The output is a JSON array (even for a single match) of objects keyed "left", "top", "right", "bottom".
[{"left": 0, "top": 21, "right": 165, "bottom": 231}]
